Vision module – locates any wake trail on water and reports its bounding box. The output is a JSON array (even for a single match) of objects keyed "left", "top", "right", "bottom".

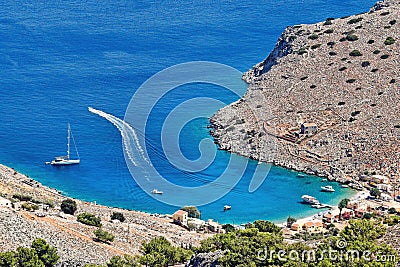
[{"left": 88, "top": 107, "right": 151, "bottom": 167}]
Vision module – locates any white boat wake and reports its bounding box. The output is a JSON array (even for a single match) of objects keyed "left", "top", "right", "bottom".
[{"left": 88, "top": 107, "right": 151, "bottom": 167}]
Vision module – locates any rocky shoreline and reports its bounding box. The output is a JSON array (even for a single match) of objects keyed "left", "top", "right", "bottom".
[
  {"left": 0, "top": 164, "right": 209, "bottom": 266},
  {"left": 210, "top": 0, "right": 399, "bottom": 188}
]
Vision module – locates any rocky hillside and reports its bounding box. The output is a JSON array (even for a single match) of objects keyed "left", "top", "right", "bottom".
[{"left": 210, "top": 0, "right": 400, "bottom": 184}]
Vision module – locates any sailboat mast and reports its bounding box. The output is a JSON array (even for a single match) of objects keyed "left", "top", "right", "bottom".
[{"left": 67, "top": 123, "right": 71, "bottom": 160}]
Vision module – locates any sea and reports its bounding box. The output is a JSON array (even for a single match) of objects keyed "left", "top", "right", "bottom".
[{"left": 0, "top": 0, "right": 376, "bottom": 224}]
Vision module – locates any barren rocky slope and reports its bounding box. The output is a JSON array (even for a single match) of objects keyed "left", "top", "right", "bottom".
[{"left": 211, "top": 0, "right": 400, "bottom": 185}]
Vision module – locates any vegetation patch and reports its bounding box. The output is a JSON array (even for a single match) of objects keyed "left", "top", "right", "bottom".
[
  {"left": 384, "top": 37, "right": 395, "bottom": 45},
  {"left": 371, "top": 68, "right": 379, "bottom": 73},
  {"left": 390, "top": 79, "right": 396, "bottom": 84},
  {"left": 389, "top": 19, "right": 397, "bottom": 25},
  {"left": 324, "top": 29, "right": 334, "bottom": 34},
  {"left": 348, "top": 17, "right": 363, "bottom": 24},
  {"left": 338, "top": 101, "right": 346, "bottom": 106},
  {"left": 77, "top": 212, "right": 102, "bottom": 227},
  {"left": 346, "top": 34, "right": 358, "bottom": 41},
  {"left": 329, "top": 51, "right": 337, "bottom": 56},
  {"left": 94, "top": 228, "right": 115, "bottom": 243},
  {"left": 297, "top": 48, "right": 307, "bottom": 55},
  {"left": 308, "top": 34, "right": 319, "bottom": 40},
  {"left": 310, "top": 85, "right": 316, "bottom": 89},
  {"left": 373, "top": 49, "right": 380, "bottom": 54},
  {"left": 300, "top": 76, "right": 308, "bottom": 81},
  {"left": 380, "top": 11, "right": 390, "bottom": 16},
  {"left": 61, "top": 199, "right": 77, "bottom": 215},
  {"left": 380, "top": 54, "right": 389, "bottom": 59},
  {"left": 346, "top": 79, "right": 356, "bottom": 83},
  {"left": 361, "top": 61, "right": 370, "bottom": 67},
  {"left": 349, "top": 50, "right": 362, "bottom": 56},
  {"left": 367, "top": 39, "right": 375, "bottom": 44},
  {"left": 339, "top": 66, "right": 347, "bottom": 71},
  {"left": 111, "top": 212, "right": 125, "bottom": 222},
  {"left": 311, "top": 43, "right": 321, "bottom": 49}
]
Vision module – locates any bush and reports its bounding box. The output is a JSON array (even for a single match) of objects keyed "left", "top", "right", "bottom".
[
  {"left": 380, "top": 11, "right": 390, "bottom": 16},
  {"left": 327, "top": 41, "right": 335, "bottom": 47},
  {"left": 329, "top": 51, "right": 337, "bottom": 56},
  {"left": 12, "top": 194, "right": 32, "bottom": 202},
  {"left": 367, "top": 39, "right": 374, "bottom": 44},
  {"left": 384, "top": 37, "right": 395, "bottom": 45},
  {"left": 390, "top": 79, "right": 396, "bottom": 84},
  {"left": 371, "top": 68, "right": 379, "bottom": 73},
  {"left": 77, "top": 213, "right": 102, "bottom": 227},
  {"left": 324, "top": 29, "right": 334, "bottom": 34},
  {"left": 308, "top": 34, "right": 319, "bottom": 40},
  {"left": 348, "top": 17, "right": 363, "bottom": 24},
  {"left": 346, "top": 79, "right": 356, "bottom": 84},
  {"left": 339, "top": 67, "right": 347, "bottom": 71},
  {"left": 346, "top": 34, "right": 358, "bottom": 41},
  {"left": 361, "top": 61, "right": 370, "bottom": 67},
  {"left": 61, "top": 199, "right": 77, "bottom": 215},
  {"left": 111, "top": 212, "right": 125, "bottom": 222},
  {"left": 311, "top": 44, "right": 321, "bottom": 49},
  {"left": 94, "top": 228, "right": 114, "bottom": 243},
  {"left": 310, "top": 85, "right": 316, "bottom": 89},
  {"left": 21, "top": 203, "right": 39, "bottom": 211},
  {"left": 380, "top": 54, "right": 389, "bottom": 59},
  {"left": 349, "top": 50, "right": 362, "bottom": 56},
  {"left": 373, "top": 49, "right": 380, "bottom": 54},
  {"left": 389, "top": 20, "right": 396, "bottom": 25},
  {"left": 338, "top": 101, "right": 346, "bottom": 106}
]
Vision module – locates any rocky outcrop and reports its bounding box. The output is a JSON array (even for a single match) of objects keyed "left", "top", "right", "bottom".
[{"left": 211, "top": 1, "right": 400, "bottom": 184}]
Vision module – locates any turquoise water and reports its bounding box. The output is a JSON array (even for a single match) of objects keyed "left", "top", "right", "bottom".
[{"left": 0, "top": 0, "right": 374, "bottom": 224}]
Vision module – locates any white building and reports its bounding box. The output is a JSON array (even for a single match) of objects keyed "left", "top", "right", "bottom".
[{"left": 0, "top": 196, "right": 12, "bottom": 208}]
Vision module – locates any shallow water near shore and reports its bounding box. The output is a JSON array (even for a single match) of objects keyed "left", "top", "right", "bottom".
[{"left": 0, "top": 0, "right": 374, "bottom": 224}]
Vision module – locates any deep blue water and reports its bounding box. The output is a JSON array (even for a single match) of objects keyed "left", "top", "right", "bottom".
[{"left": 0, "top": 0, "right": 375, "bottom": 223}]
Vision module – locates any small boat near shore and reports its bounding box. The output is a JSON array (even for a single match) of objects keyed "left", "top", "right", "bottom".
[
  {"left": 151, "top": 189, "right": 163, "bottom": 195},
  {"left": 50, "top": 123, "right": 80, "bottom": 166},
  {"left": 321, "top": 185, "right": 335, "bottom": 192},
  {"left": 341, "top": 184, "right": 349, "bottom": 188},
  {"left": 301, "top": 195, "right": 320, "bottom": 205},
  {"left": 297, "top": 174, "right": 305, "bottom": 178}
]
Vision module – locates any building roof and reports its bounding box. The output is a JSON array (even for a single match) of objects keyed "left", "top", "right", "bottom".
[
  {"left": 304, "top": 221, "right": 314, "bottom": 227},
  {"left": 0, "top": 196, "right": 11, "bottom": 205},
  {"left": 302, "top": 123, "right": 317, "bottom": 127},
  {"left": 173, "top": 210, "right": 188, "bottom": 216}
]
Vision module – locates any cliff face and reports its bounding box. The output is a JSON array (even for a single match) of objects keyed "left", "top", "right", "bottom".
[{"left": 211, "top": 1, "right": 400, "bottom": 184}]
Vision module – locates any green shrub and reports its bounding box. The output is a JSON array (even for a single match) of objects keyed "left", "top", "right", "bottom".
[
  {"left": 384, "top": 25, "right": 391, "bottom": 29},
  {"left": 111, "top": 212, "right": 125, "bottom": 222},
  {"left": 348, "top": 17, "right": 363, "bottom": 24},
  {"left": 346, "top": 34, "right": 358, "bottom": 41},
  {"left": 94, "top": 228, "right": 115, "bottom": 243},
  {"left": 297, "top": 48, "right": 307, "bottom": 55},
  {"left": 349, "top": 50, "right": 362, "bottom": 56},
  {"left": 371, "top": 68, "right": 379, "bottom": 73},
  {"left": 308, "top": 34, "right": 319, "bottom": 40},
  {"left": 380, "top": 54, "right": 389, "bottom": 59},
  {"left": 338, "top": 101, "right": 345, "bottom": 106},
  {"left": 311, "top": 44, "right": 321, "bottom": 49},
  {"left": 390, "top": 79, "right": 396, "bottom": 84},
  {"left": 373, "top": 49, "right": 380, "bottom": 54},
  {"left": 61, "top": 199, "right": 77, "bottom": 215},
  {"left": 327, "top": 41, "right": 335, "bottom": 47},
  {"left": 324, "top": 29, "right": 334, "bottom": 34},
  {"left": 339, "top": 67, "right": 347, "bottom": 71},
  {"left": 310, "top": 85, "right": 316, "bottom": 89},
  {"left": 361, "top": 61, "right": 370, "bottom": 67},
  {"left": 367, "top": 39, "right": 375, "bottom": 44},
  {"left": 300, "top": 76, "right": 308, "bottom": 81},
  {"left": 77, "top": 213, "right": 102, "bottom": 227},
  {"left": 351, "top": 111, "right": 361, "bottom": 116},
  {"left": 21, "top": 203, "right": 39, "bottom": 211},
  {"left": 180, "top": 206, "right": 201, "bottom": 218},
  {"left": 384, "top": 37, "right": 395, "bottom": 45},
  {"left": 389, "top": 20, "right": 396, "bottom": 25},
  {"left": 329, "top": 51, "right": 337, "bottom": 56},
  {"left": 346, "top": 79, "right": 356, "bottom": 84},
  {"left": 12, "top": 194, "right": 32, "bottom": 202},
  {"left": 380, "top": 11, "right": 390, "bottom": 16}
]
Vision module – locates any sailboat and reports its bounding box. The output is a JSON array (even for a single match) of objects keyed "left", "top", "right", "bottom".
[{"left": 50, "top": 123, "right": 80, "bottom": 165}]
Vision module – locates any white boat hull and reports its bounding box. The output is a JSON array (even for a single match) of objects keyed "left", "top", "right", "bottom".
[{"left": 51, "top": 159, "right": 80, "bottom": 166}]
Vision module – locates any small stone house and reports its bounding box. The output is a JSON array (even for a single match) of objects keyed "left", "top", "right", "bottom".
[
  {"left": 300, "top": 123, "right": 318, "bottom": 135},
  {"left": 0, "top": 196, "right": 11, "bottom": 208},
  {"left": 173, "top": 210, "right": 188, "bottom": 226}
]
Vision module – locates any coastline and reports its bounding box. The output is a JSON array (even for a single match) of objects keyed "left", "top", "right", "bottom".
[{"left": 0, "top": 163, "right": 209, "bottom": 265}]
